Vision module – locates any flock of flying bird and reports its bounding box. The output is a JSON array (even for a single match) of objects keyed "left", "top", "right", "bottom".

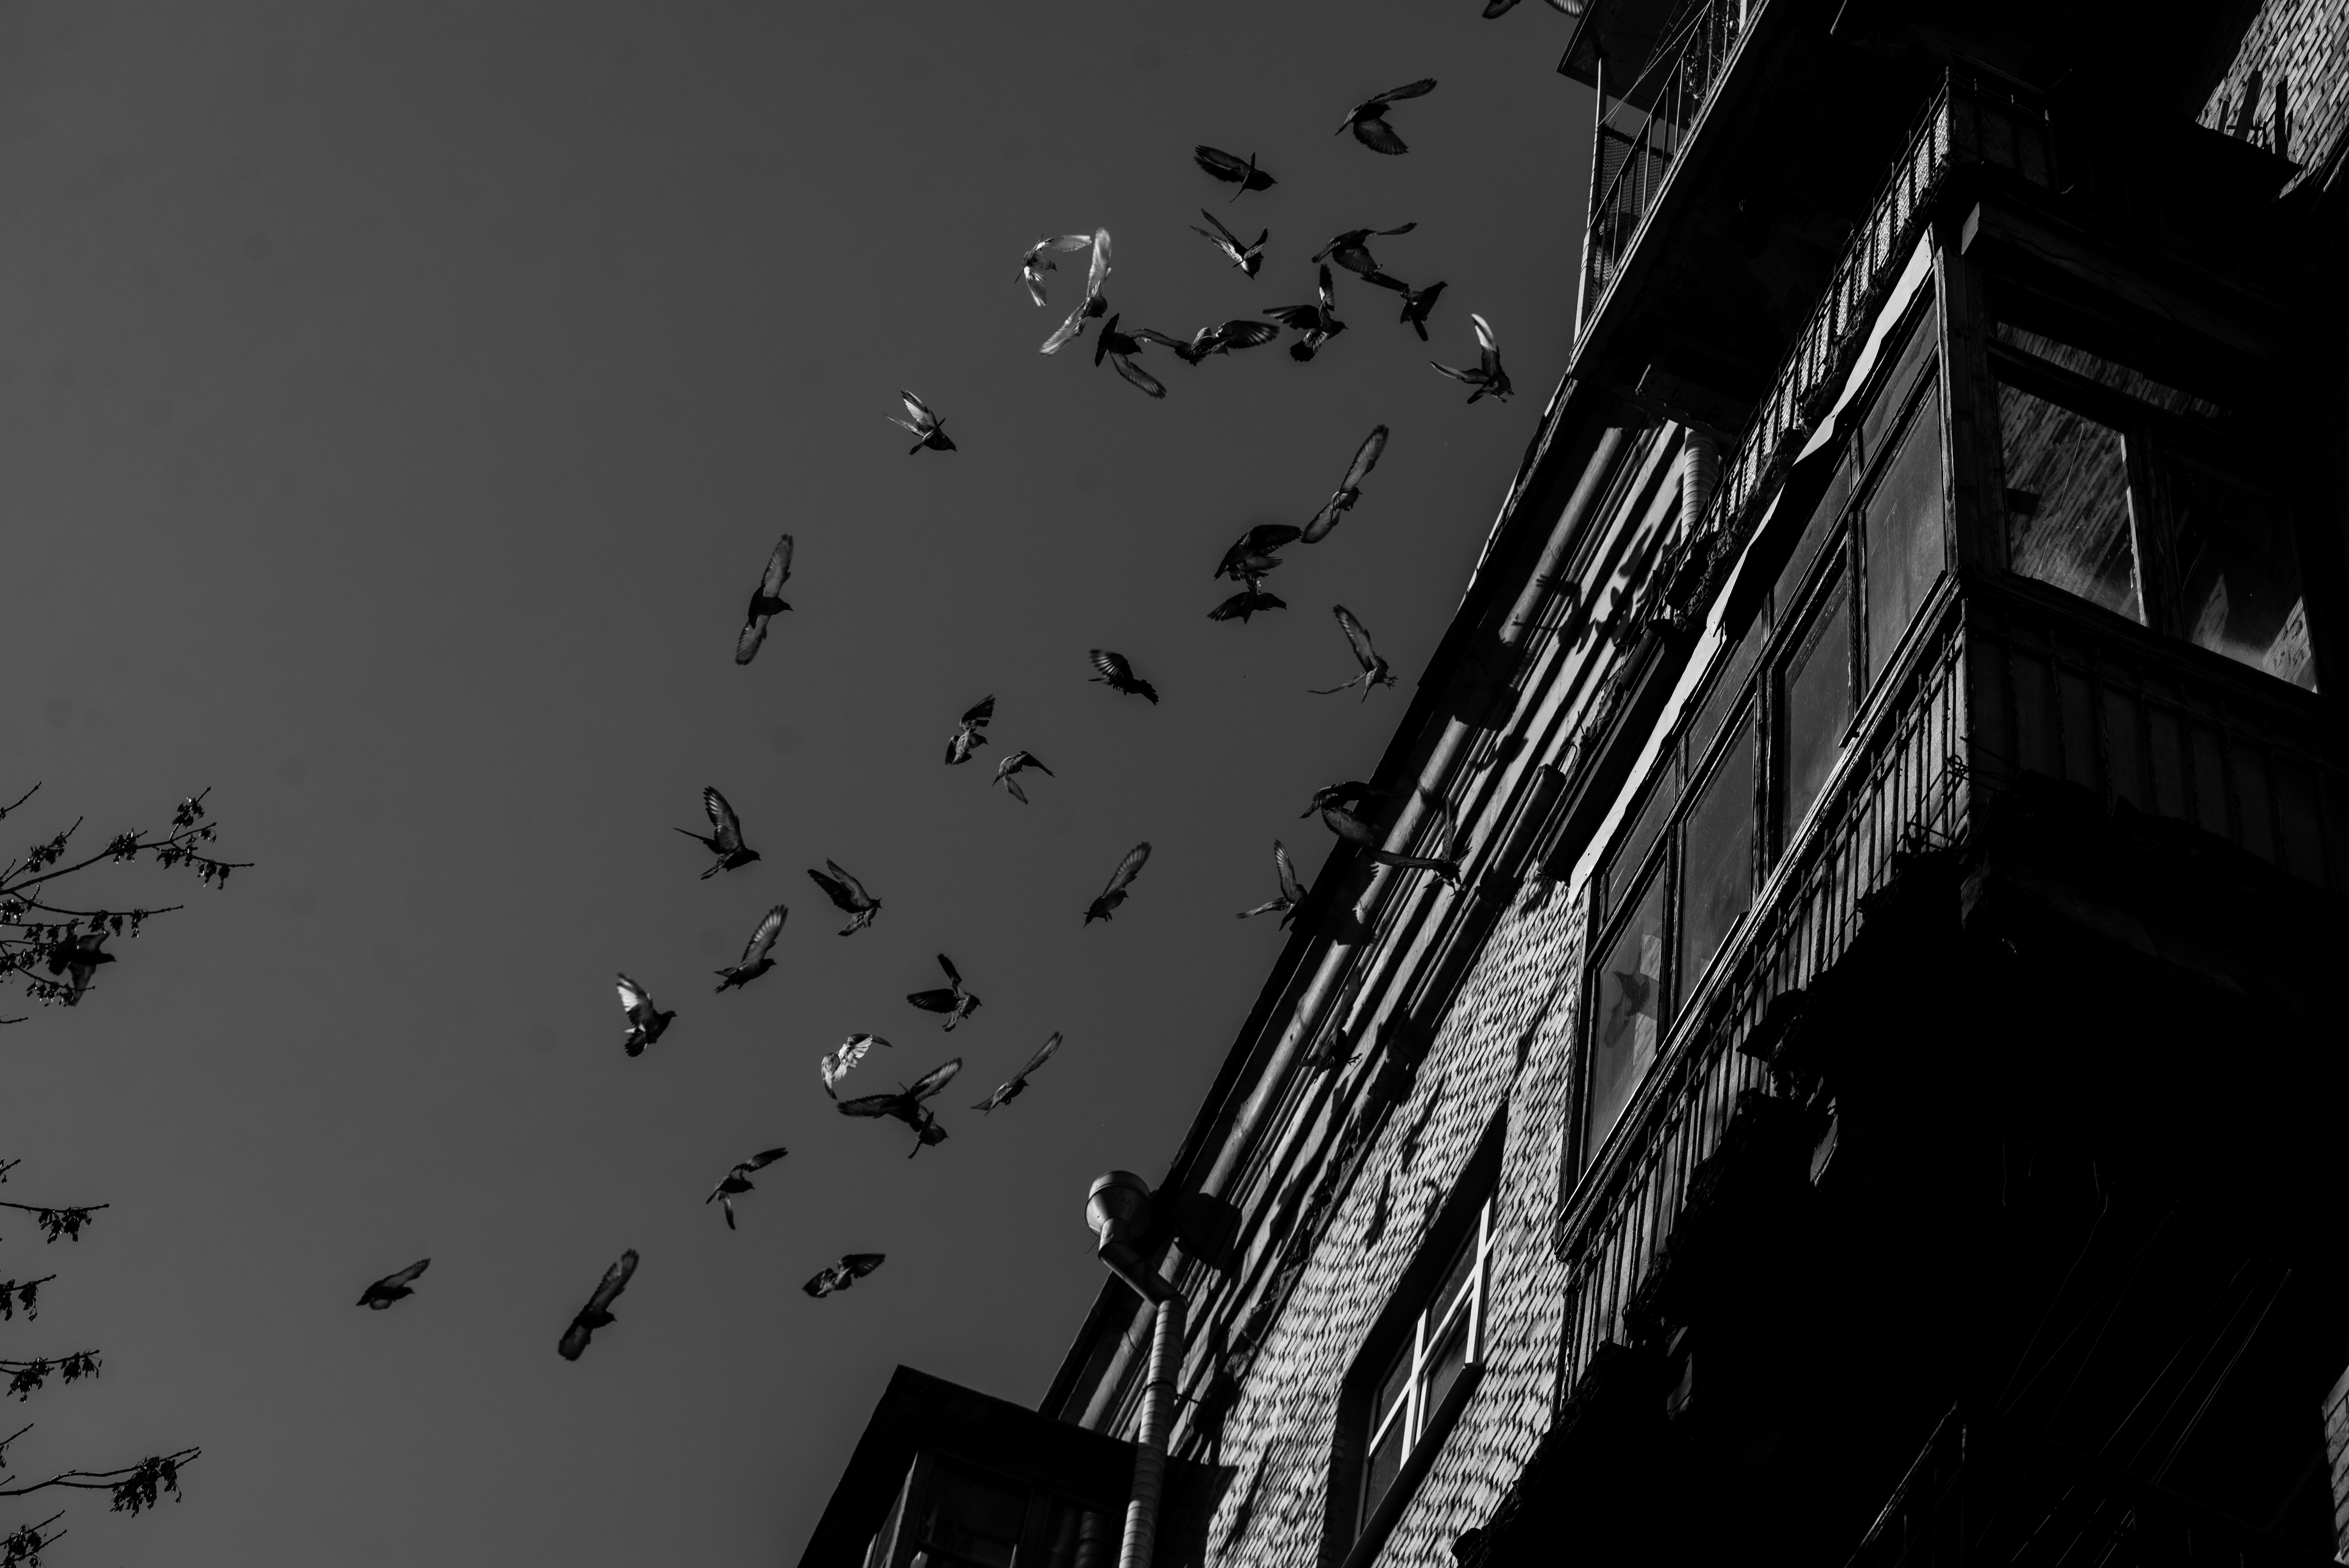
[{"left": 349, "top": 66, "right": 1506, "bottom": 1365}]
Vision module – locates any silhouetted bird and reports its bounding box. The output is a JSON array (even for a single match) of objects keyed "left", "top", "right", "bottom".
[
  {"left": 1021, "top": 232, "right": 1093, "bottom": 307},
  {"left": 734, "top": 533, "right": 794, "bottom": 665},
  {"left": 890, "top": 390, "right": 956, "bottom": 453},
  {"left": 705, "top": 1147, "right": 789, "bottom": 1230},
  {"left": 356, "top": 1258, "right": 429, "bottom": 1310},
  {"left": 714, "top": 904, "right": 786, "bottom": 992},
  {"left": 1303, "top": 426, "right": 1390, "bottom": 543},
  {"left": 1320, "top": 803, "right": 1460, "bottom": 882},
  {"left": 820, "top": 1032, "right": 888, "bottom": 1099},
  {"left": 1089, "top": 650, "right": 1159, "bottom": 704},
  {"left": 556, "top": 1249, "right": 637, "bottom": 1361},
  {"left": 1314, "top": 223, "right": 1417, "bottom": 278},
  {"left": 1094, "top": 313, "right": 1168, "bottom": 399},
  {"left": 1191, "top": 210, "right": 1267, "bottom": 277},
  {"left": 803, "top": 1253, "right": 886, "bottom": 1298},
  {"left": 1313, "top": 606, "right": 1397, "bottom": 700},
  {"left": 1041, "top": 230, "right": 1112, "bottom": 354},
  {"left": 807, "top": 860, "right": 882, "bottom": 935},
  {"left": 836, "top": 1058, "right": 962, "bottom": 1156},
  {"left": 972, "top": 1031, "right": 1066, "bottom": 1112},
  {"left": 1238, "top": 841, "right": 1305, "bottom": 925},
  {"left": 1431, "top": 314, "right": 1512, "bottom": 402},
  {"left": 676, "top": 787, "right": 759, "bottom": 878},
  {"left": 1301, "top": 780, "right": 1384, "bottom": 818},
  {"left": 1387, "top": 279, "right": 1448, "bottom": 340},
  {"left": 1162, "top": 319, "right": 1281, "bottom": 363},
  {"left": 1193, "top": 145, "right": 1276, "bottom": 198},
  {"left": 1218, "top": 523, "right": 1301, "bottom": 580},
  {"left": 993, "top": 750, "right": 1055, "bottom": 804},
  {"left": 1209, "top": 576, "right": 1287, "bottom": 622},
  {"left": 906, "top": 953, "right": 981, "bottom": 1031},
  {"left": 1337, "top": 78, "right": 1438, "bottom": 155},
  {"left": 1265, "top": 266, "right": 1347, "bottom": 361},
  {"left": 616, "top": 974, "right": 674, "bottom": 1057},
  {"left": 46, "top": 931, "right": 112, "bottom": 1003},
  {"left": 1085, "top": 843, "right": 1151, "bottom": 924},
  {"left": 945, "top": 695, "right": 994, "bottom": 765},
  {"left": 1483, "top": 0, "right": 1575, "bottom": 16}
]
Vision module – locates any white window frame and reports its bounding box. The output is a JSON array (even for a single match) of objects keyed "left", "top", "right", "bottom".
[{"left": 1358, "top": 1200, "right": 1494, "bottom": 1533}]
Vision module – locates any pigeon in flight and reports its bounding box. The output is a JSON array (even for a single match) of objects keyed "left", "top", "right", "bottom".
[
  {"left": 836, "top": 1058, "right": 962, "bottom": 1156},
  {"left": 1021, "top": 233, "right": 1094, "bottom": 307},
  {"left": 1193, "top": 145, "right": 1276, "bottom": 198},
  {"left": 945, "top": 695, "right": 995, "bottom": 766},
  {"left": 1484, "top": 0, "right": 1577, "bottom": 16},
  {"left": 1431, "top": 314, "right": 1512, "bottom": 402},
  {"left": 820, "top": 1032, "right": 888, "bottom": 1099},
  {"left": 1337, "top": 78, "right": 1438, "bottom": 155},
  {"left": 1085, "top": 842, "right": 1151, "bottom": 925},
  {"left": 993, "top": 750, "right": 1055, "bottom": 804},
  {"left": 1265, "top": 266, "right": 1347, "bottom": 362},
  {"left": 1041, "top": 230, "right": 1112, "bottom": 354},
  {"left": 734, "top": 533, "right": 793, "bottom": 665},
  {"left": 705, "top": 1147, "right": 789, "bottom": 1230},
  {"left": 616, "top": 974, "right": 675, "bottom": 1057},
  {"left": 1320, "top": 802, "right": 1460, "bottom": 882},
  {"left": 1094, "top": 314, "right": 1169, "bottom": 399},
  {"left": 1302, "top": 780, "right": 1385, "bottom": 818},
  {"left": 972, "top": 1031, "right": 1066, "bottom": 1112},
  {"left": 803, "top": 1253, "right": 886, "bottom": 1298},
  {"left": 1089, "top": 650, "right": 1159, "bottom": 704},
  {"left": 356, "top": 1258, "right": 430, "bottom": 1310},
  {"left": 1218, "top": 523, "right": 1301, "bottom": 581},
  {"left": 676, "top": 787, "right": 759, "bottom": 878},
  {"left": 556, "top": 1249, "right": 638, "bottom": 1361},
  {"left": 807, "top": 860, "right": 882, "bottom": 935},
  {"left": 1313, "top": 606, "right": 1398, "bottom": 700},
  {"left": 890, "top": 390, "right": 957, "bottom": 454},
  {"left": 1209, "top": 575, "right": 1288, "bottom": 623},
  {"left": 1191, "top": 210, "right": 1268, "bottom": 278},
  {"left": 1314, "top": 223, "right": 1417, "bottom": 279},
  {"left": 45, "top": 931, "right": 113, "bottom": 1003},
  {"left": 713, "top": 904, "right": 787, "bottom": 992},
  {"left": 1383, "top": 278, "right": 1448, "bottom": 340},
  {"left": 1303, "top": 426, "right": 1390, "bottom": 543},
  {"left": 1163, "top": 319, "right": 1282, "bottom": 364},
  {"left": 906, "top": 953, "right": 982, "bottom": 1031},
  {"left": 1238, "top": 841, "right": 1306, "bottom": 925}
]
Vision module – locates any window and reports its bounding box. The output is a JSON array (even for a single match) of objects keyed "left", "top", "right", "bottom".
[
  {"left": 1998, "top": 383, "right": 2143, "bottom": 622},
  {"left": 1862, "top": 401, "right": 1948, "bottom": 681},
  {"left": 1780, "top": 579, "right": 1854, "bottom": 842},
  {"left": 2170, "top": 460, "right": 2315, "bottom": 688},
  {"left": 869, "top": 1456, "right": 1114, "bottom": 1568},
  {"left": 908, "top": 1460, "right": 1030, "bottom": 1568},
  {"left": 1585, "top": 867, "right": 1665, "bottom": 1159},
  {"left": 1678, "top": 721, "right": 1756, "bottom": 992},
  {"left": 1356, "top": 1203, "right": 1493, "bottom": 1532}
]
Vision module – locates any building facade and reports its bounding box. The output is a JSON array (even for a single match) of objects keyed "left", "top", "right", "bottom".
[{"left": 806, "top": 1, "right": 2349, "bottom": 1564}]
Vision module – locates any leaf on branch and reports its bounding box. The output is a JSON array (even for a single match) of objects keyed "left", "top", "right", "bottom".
[
  {"left": 1, "top": 1352, "right": 99, "bottom": 1401},
  {"left": 0, "top": 1205, "right": 106, "bottom": 1244},
  {"left": 0, "top": 1277, "right": 51, "bottom": 1321},
  {"left": 110, "top": 1451, "right": 193, "bottom": 1515},
  {"left": 1, "top": 1511, "right": 63, "bottom": 1568}
]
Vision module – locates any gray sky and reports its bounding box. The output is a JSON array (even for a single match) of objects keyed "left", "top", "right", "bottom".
[{"left": 0, "top": 4, "right": 1589, "bottom": 1562}]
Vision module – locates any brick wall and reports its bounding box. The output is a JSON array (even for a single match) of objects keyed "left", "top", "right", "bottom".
[{"left": 2196, "top": 0, "right": 2349, "bottom": 180}]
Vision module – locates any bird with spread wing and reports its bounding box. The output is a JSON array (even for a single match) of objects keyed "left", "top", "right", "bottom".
[
  {"left": 356, "top": 1258, "right": 429, "bottom": 1310},
  {"left": 836, "top": 1058, "right": 963, "bottom": 1156},
  {"left": 1040, "top": 230, "right": 1112, "bottom": 354},
  {"left": 1089, "top": 650, "right": 1159, "bottom": 704},
  {"left": 46, "top": 931, "right": 113, "bottom": 1003},
  {"left": 1314, "top": 223, "right": 1416, "bottom": 283},
  {"left": 1085, "top": 842, "right": 1151, "bottom": 925},
  {"left": 1160, "top": 319, "right": 1282, "bottom": 364},
  {"left": 891, "top": 390, "right": 957, "bottom": 454},
  {"left": 616, "top": 974, "right": 675, "bottom": 1057},
  {"left": 713, "top": 904, "right": 786, "bottom": 992},
  {"left": 1238, "top": 841, "right": 1306, "bottom": 925},
  {"left": 676, "top": 787, "right": 759, "bottom": 878},
  {"left": 1210, "top": 574, "right": 1287, "bottom": 623},
  {"left": 1265, "top": 265, "right": 1347, "bottom": 362},
  {"left": 1094, "top": 313, "right": 1170, "bottom": 399},
  {"left": 1218, "top": 523, "right": 1301, "bottom": 581},
  {"left": 972, "top": 1031, "right": 1066, "bottom": 1112},
  {"left": 1302, "top": 780, "right": 1385, "bottom": 819},
  {"left": 1431, "top": 313, "right": 1512, "bottom": 402},
  {"left": 705, "top": 1147, "right": 789, "bottom": 1230},
  {"left": 1193, "top": 145, "right": 1275, "bottom": 198},
  {"left": 1191, "top": 210, "right": 1267, "bottom": 278},
  {"left": 906, "top": 953, "right": 982, "bottom": 1031},
  {"left": 734, "top": 533, "right": 793, "bottom": 665},
  {"left": 1379, "top": 278, "right": 1448, "bottom": 341},
  {"left": 1318, "top": 799, "right": 1460, "bottom": 883},
  {"left": 993, "top": 750, "right": 1054, "bottom": 804},
  {"left": 945, "top": 695, "right": 994, "bottom": 765},
  {"left": 820, "top": 1032, "right": 888, "bottom": 1099},
  {"left": 1020, "top": 233, "right": 1093, "bottom": 307},
  {"left": 557, "top": 1249, "right": 638, "bottom": 1361},
  {"left": 1337, "top": 78, "right": 1438, "bottom": 155},
  {"left": 1313, "top": 606, "right": 1398, "bottom": 700},
  {"left": 804, "top": 1253, "right": 886, "bottom": 1298},
  {"left": 807, "top": 860, "right": 882, "bottom": 935},
  {"left": 1303, "top": 426, "right": 1390, "bottom": 543}
]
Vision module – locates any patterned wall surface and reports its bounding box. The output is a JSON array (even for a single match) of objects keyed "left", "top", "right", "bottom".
[{"left": 2196, "top": 0, "right": 2349, "bottom": 178}]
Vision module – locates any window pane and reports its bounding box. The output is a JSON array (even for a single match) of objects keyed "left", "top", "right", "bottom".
[
  {"left": 920, "top": 1462, "right": 1027, "bottom": 1568},
  {"left": 1782, "top": 583, "right": 1853, "bottom": 840},
  {"left": 1425, "top": 1229, "right": 1479, "bottom": 1334},
  {"left": 2171, "top": 461, "right": 2317, "bottom": 691},
  {"left": 1690, "top": 613, "right": 1765, "bottom": 767},
  {"left": 1586, "top": 869, "right": 1666, "bottom": 1159},
  {"left": 1370, "top": 1343, "right": 1412, "bottom": 1436},
  {"left": 1772, "top": 457, "right": 1850, "bottom": 622},
  {"left": 1858, "top": 308, "right": 1936, "bottom": 466},
  {"left": 1605, "top": 759, "right": 1678, "bottom": 918},
  {"left": 1863, "top": 405, "right": 1946, "bottom": 682},
  {"left": 1360, "top": 1413, "right": 1406, "bottom": 1527},
  {"left": 1417, "top": 1309, "right": 1473, "bottom": 1432},
  {"left": 1994, "top": 323, "right": 2226, "bottom": 422},
  {"left": 1679, "top": 725, "right": 1755, "bottom": 995},
  {"left": 1999, "top": 383, "right": 2143, "bottom": 622}
]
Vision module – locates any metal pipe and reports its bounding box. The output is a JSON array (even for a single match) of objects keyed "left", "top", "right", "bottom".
[{"left": 1117, "top": 1295, "right": 1185, "bottom": 1568}]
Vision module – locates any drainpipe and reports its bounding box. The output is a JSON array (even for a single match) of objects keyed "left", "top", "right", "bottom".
[
  {"left": 1681, "top": 429, "right": 1719, "bottom": 537},
  {"left": 1087, "top": 1172, "right": 1187, "bottom": 1568}
]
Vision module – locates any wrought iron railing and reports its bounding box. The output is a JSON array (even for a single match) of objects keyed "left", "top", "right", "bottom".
[{"left": 1553, "top": 605, "right": 1969, "bottom": 1383}]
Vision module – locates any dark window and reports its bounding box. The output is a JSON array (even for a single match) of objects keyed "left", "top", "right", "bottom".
[
  {"left": 1690, "top": 613, "right": 1767, "bottom": 767},
  {"left": 1863, "top": 401, "right": 1947, "bottom": 681},
  {"left": 1585, "top": 868, "right": 1665, "bottom": 1159},
  {"left": 1998, "top": 383, "right": 2143, "bottom": 623},
  {"left": 911, "top": 1461, "right": 1030, "bottom": 1568},
  {"left": 2170, "top": 460, "right": 2315, "bottom": 691},
  {"left": 1772, "top": 455, "right": 1850, "bottom": 621},
  {"left": 1781, "top": 581, "right": 1854, "bottom": 843},
  {"left": 1858, "top": 303, "right": 1939, "bottom": 464},
  {"left": 1604, "top": 758, "right": 1679, "bottom": 918},
  {"left": 1678, "top": 720, "right": 1756, "bottom": 993}
]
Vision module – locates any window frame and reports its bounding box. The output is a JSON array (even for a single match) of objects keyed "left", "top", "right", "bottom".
[{"left": 1355, "top": 1201, "right": 1492, "bottom": 1538}]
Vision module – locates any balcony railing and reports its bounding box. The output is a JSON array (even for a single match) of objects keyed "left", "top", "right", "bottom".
[
  {"left": 1554, "top": 604, "right": 1969, "bottom": 1387},
  {"left": 1576, "top": 0, "right": 1757, "bottom": 337}
]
